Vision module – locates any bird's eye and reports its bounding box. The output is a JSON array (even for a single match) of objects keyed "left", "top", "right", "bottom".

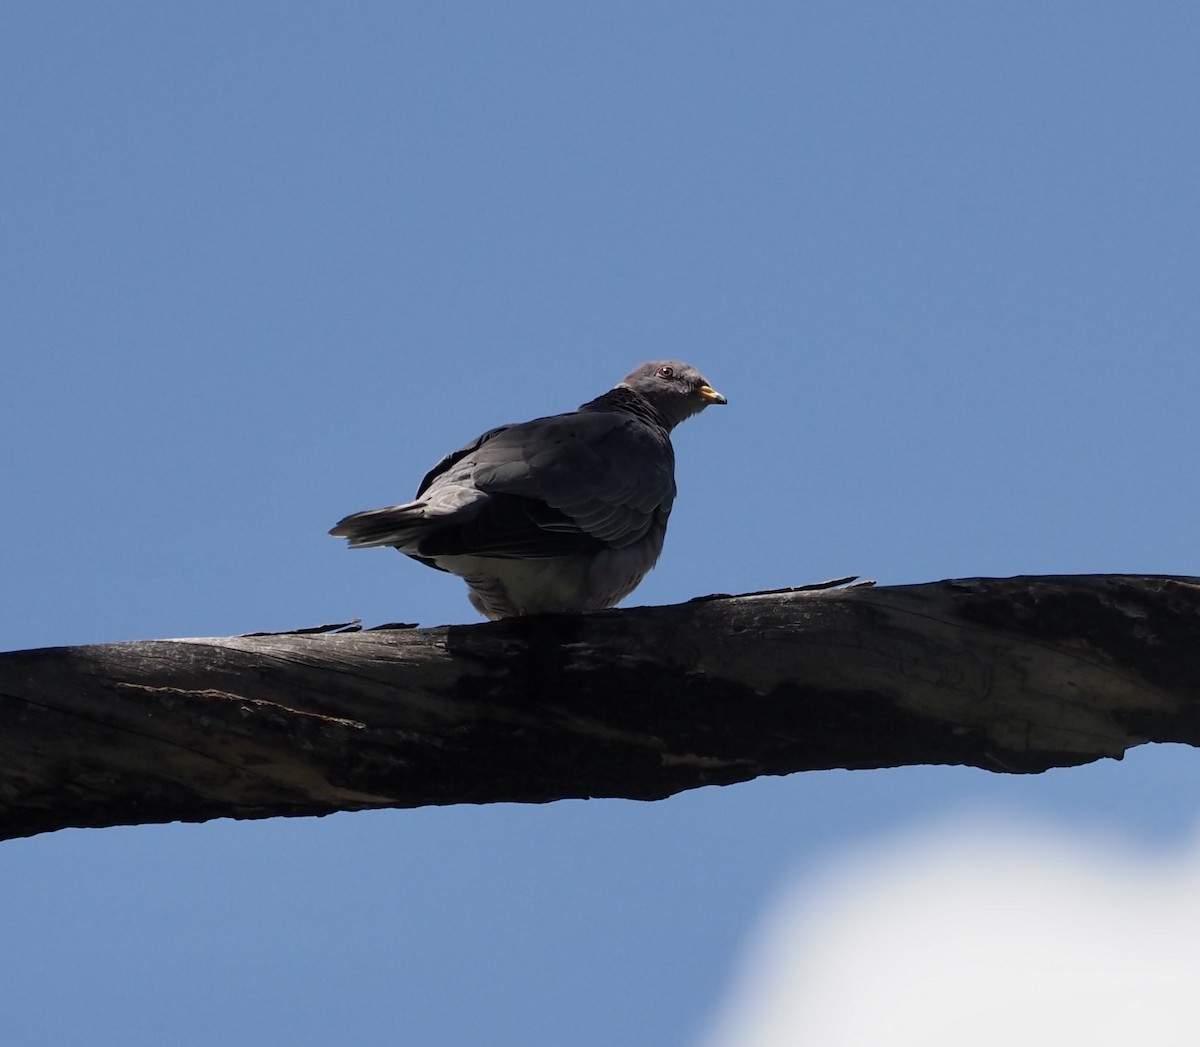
[{"left": 657, "top": 365, "right": 675, "bottom": 379}]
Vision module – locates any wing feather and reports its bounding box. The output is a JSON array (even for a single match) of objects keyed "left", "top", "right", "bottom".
[{"left": 413, "top": 409, "right": 674, "bottom": 558}]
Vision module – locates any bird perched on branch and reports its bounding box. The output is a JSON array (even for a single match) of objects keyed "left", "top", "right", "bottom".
[{"left": 330, "top": 361, "right": 727, "bottom": 620}]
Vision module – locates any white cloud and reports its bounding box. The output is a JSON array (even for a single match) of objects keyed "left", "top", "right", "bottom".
[{"left": 700, "top": 816, "right": 1200, "bottom": 1046}]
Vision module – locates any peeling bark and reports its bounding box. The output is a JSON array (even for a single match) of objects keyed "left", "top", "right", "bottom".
[{"left": 2, "top": 574, "right": 1198, "bottom": 842}]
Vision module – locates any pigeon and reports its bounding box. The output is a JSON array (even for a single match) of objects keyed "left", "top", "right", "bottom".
[{"left": 329, "top": 361, "right": 726, "bottom": 620}]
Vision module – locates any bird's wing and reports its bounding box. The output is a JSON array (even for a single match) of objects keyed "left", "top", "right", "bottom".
[
  {"left": 415, "top": 410, "right": 675, "bottom": 558},
  {"left": 327, "top": 427, "right": 509, "bottom": 549},
  {"left": 415, "top": 425, "right": 509, "bottom": 498}
]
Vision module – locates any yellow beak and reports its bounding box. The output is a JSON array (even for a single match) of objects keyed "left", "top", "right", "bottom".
[{"left": 699, "top": 384, "right": 727, "bottom": 405}]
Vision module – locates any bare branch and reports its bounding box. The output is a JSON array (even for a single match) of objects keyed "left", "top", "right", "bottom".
[{"left": 3, "top": 574, "right": 1198, "bottom": 842}]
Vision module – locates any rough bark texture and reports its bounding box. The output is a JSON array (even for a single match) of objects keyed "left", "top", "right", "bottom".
[{"left": 2, "top": 574, "right": 1199, "bottom": 843}]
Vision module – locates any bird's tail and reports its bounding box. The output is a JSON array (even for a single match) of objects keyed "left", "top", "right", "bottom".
[{"left": 328, "top": 502, "right": 431, "bottom": 549}]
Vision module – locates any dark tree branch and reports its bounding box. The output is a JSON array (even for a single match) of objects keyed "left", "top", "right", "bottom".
[{"left": 3, "top": 574, "right": 1199, "bottom": 843}]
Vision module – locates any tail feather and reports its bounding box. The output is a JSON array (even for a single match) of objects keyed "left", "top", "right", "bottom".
[{"left": 329, "top": 502, "right": 430, "bottom": 549}]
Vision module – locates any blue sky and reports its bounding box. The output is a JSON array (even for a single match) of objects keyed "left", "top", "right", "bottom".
[{"left": 3, "top": 3, "right": 1199, "bottom": 1044}]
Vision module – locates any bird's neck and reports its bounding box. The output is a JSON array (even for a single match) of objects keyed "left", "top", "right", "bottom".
[{"left": 580, "top": 386, "right": 673, "bottom": 431}]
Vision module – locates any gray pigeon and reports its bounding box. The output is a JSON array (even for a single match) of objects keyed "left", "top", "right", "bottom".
[{"left": 330, "top": 361, "right": 726, "bottom": 620}]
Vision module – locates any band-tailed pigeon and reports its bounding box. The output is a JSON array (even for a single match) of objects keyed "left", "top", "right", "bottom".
[{"left": 330, "top": 361, "right": 726, "bottom": 619}]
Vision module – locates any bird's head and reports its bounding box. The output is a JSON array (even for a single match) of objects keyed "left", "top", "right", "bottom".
[{"left": 618, "top": 361, "right": 727, "bottom": 429}]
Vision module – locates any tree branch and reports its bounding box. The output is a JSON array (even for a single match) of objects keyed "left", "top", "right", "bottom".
[{"left": 3, "top": 574, "right": 1198, "bottom": 842}]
